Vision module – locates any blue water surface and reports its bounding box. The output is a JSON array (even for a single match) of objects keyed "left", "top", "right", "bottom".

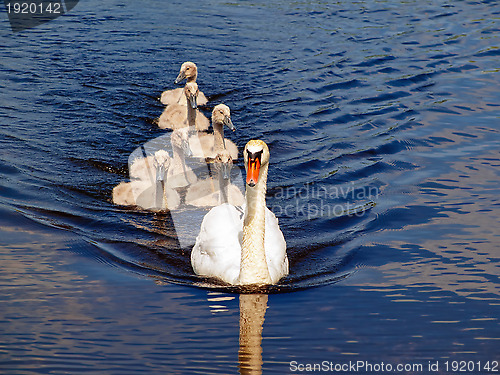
[{"left": 0, "top": 0, "right": 499, "bottom": 373}]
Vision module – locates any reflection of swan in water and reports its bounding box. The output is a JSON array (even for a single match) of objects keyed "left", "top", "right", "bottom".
[
  {"left": 238, "top": 294, "right": 268, "bottom": 375},
  {"left": 160, "top": 61, "right": 208, "bottom": 106},
  {"left": 189, "top": 104, "right": 238, "bottom": 160},
  {"left": 166, "top": 127, "right": 197, "bottom": 189},
  {"left": 191, "top": 140, "right": 288, "bottom": 285},
  {"left": 112, "top": 150, "right": 180, "bottom": 210},
  {"left": 185, "top": 147, "right": 244, "bottom": 207},
  {"left": 158, "top": 82, "right": 210, "bottom": 131}
]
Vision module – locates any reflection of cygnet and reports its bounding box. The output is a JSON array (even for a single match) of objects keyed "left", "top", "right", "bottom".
[
  {"left": 167, "top": 127, "right": 198, "bottom": 189},
  {"left": 185, "top": 147, "right": 244, "bottom": 207},
  {"left": 112, "top": 150, "right": 180, "bottom": 210},
  {"left": 189, "top": 104, "right": 238, "bottom": 160},
  {"left": 145, "top": 150, "right": 181, "bottom": 209},
  {"left": 158, "top": 82, "right": 209, "bottom": 131},
  {"left": 160, "top": 61, "right": 208, "bottom": 106}
]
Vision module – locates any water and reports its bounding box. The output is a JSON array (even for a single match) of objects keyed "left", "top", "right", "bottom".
[{"left": 1, "top": 0, "right": 499, "bottom": 373}]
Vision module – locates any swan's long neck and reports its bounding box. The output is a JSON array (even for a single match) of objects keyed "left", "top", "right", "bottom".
[
  {"left": 213, "top": 121, "right": 225, "bottom": 153},
  {"left": 239, "top": 163, "right": 271, "bottom": 285}
]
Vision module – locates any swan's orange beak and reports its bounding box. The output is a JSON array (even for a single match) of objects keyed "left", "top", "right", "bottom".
[{"left": 246, "top": 157, "right": 260, "bottom": 187}]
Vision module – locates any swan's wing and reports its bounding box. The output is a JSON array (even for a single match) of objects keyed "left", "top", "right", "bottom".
[
  {"left": 198, "top": 91, "right": 208, "bottom": 106},
  {"left": 129, "top": 156, "right": 156, "bottom": 181},
  {"left": 160, "top": 87, "right": 184, "bottom": 106},
  {"left": 226, "top": 140, "right": 239, "bottom": 160},
  {"left": 112, "top": 181, "right": 135, "bottom": 206},
  {"left": 158, "top": 105, "right": 187, "bottom": 129},
  {"left": 192, "top": 203, "right": 243, "bottom": 284},
  {"left": 227, "top": 184, "right": 245, "bottom": 207},
  {"left": 264, "top": 207, "right": 289, "bottom": 283},
  {"left": 165, "top": 188, "right": 180, "bottom": 210},
  {"left": 195, "top": 110, "right": 210, "bottom": 131}
]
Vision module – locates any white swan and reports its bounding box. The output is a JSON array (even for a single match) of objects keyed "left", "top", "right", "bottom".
[
  {"left": 189, "top": 104, "right": 238, "bottom": 160},
  {"left": 160, "top": 62, "right": 208, "bottom": 106},
  {"left": 112, "top": 150, "right": 180, "bottom": 210},
  {"left": 185, "top": 148, "right": 244, "bottom": 207},
  {"left": 157, "top": 82, "right": 210, "bottom": 131},
  {"left": 191, "top": 140, "right": 288, "bottom": 285}
]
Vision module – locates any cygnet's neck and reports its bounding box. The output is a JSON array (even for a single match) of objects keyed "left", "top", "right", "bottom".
[
  {"left": 217, "top": 168, "right": 229, "bottom": 205},
  {"left": 155, "top": 180, "right": 164, "bottom": 209},
  {"left": 239, "top": 163, "right": 271, "bottom": 285},
  {"left": 155, "top": 179, "right": 170, "bottom": 210},
  {"left": 213, "top": 121, "right": 225, "bottom": 153},
  {"left": 186, "top": 101, "right": 197, "bottom": 127},
  {"left": 171, "top": 139, "right": 189, "bottom": 180}
]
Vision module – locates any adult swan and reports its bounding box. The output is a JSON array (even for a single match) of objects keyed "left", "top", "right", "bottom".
[{"left": 191, "top": 140, "right": 289, "bottom": 285}]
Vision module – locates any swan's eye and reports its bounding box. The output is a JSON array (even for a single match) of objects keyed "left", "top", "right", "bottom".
[{"left": 246, "top": 149, "right": 263, "bottom": 162}]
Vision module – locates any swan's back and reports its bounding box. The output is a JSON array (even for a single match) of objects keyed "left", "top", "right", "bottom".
[{"left": 191, "top": 204, "right": 287, "bottom": 284}]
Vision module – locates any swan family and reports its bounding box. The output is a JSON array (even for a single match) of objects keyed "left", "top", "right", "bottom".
[{"left": 112, "top": 61, "right": 288, "bottom": 286}]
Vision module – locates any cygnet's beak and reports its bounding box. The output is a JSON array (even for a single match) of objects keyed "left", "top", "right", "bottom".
[
  {"left": 156, "top": 163, "right": 166, "bottom": 182},
  {"left": 220, "top": 161, "right": 231, "bottom": 180},
  {"left": 224, "top": 116, "right": 235, "bottom": 132},
  {"left": 174, "top": 70, "right": 186, "bottom": 84},
  {"left": 188, "top": 93, "right": 197, "bottom": 109}
]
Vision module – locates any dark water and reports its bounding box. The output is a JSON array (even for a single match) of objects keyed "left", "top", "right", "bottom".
[{"left": 1, "top": 0, "right": 499, "bottom": 373}]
